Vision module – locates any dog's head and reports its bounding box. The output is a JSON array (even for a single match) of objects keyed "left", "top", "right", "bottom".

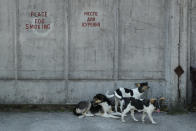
[
  {"left": 135, "top": 82, "right": 150, "bottom": 93},
  {"left": 150, "top": 97, "right": 166, "bottom": 112},
  {"left": 93, "top": 94, "right": 108, "bottom": 104}
]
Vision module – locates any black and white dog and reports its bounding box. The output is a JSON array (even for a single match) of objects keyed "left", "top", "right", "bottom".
[
  {"left": 121, "top": 97, "right": 165, "bottom": 124},
  {"left": 73, "top": 94, "right": 120, "bottom": 118},
  {"left": 106, "top": 82, "right": 150, "bottom": 113}
]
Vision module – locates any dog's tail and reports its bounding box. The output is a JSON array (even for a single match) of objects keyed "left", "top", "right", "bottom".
[
  {"left": 114, "top": 91, "right": 122, "bottom": 99},
  {"left": 106, "top": 90, "right": 122, "bottom": 99},
  {"left": 105, "top": 90, "right": 115, "bottom": 98}
]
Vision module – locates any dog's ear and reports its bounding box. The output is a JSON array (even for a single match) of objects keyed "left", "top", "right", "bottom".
[
  {"left": 150, "top": 98, "right": 156, "bottom": 104},
  {"left": 159, "top": 97, "right": 165, "bottom": 102},
  {"left": 159, "top": 97, "right": 165, "bottom": 100},
  {"left": 142, "top": 86, "right": 150, "bottom": 91},
  {"left": 135, "top": 83, "right": 141, "bottom": 87},
  {"left": 143, "top": 82, "right": 148, "bottom": 85},
  {"left": 159, "top": 97, "right": 165, "bottom": 105}
]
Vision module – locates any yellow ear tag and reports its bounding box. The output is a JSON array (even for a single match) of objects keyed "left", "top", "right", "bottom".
[{"left": 95, "top": 100, "right": 101, "bottom": 103}]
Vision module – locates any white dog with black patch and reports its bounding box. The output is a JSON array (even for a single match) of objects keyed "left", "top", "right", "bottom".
[
  {"left": 121, "top": 97, "right": 165, "bottom": 124},
  {"left": 106, "top": 82, "right": 150, "bottom": 113}
]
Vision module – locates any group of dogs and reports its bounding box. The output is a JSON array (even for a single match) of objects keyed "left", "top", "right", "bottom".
[{"left": 73, "top": 82, "right": 165, "bottom": 124}]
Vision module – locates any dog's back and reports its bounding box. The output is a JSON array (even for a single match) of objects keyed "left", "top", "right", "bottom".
[
  {"left": 122, "top": 97, "right": 150, "bottom": 111},
  {"left": 73, "top": 101, "right": 91, "bottom": 116}
]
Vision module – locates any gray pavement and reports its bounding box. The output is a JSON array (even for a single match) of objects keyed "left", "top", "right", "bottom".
[{"left": 0, "top": 111, "right": 196, "bottom": 131}]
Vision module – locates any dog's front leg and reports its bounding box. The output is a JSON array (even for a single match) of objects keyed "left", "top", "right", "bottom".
[
  {"left": 106, "top": 113, "right": 120, "bottom": 119},
  {"left": 131, "top": 110, "right": 138, "bottom": 122},
  {"left": 147, "top": 112, "right": 156, "bottom": 124},
  {"left": 142, "top": 112, "right": 147, "bottom": 123},
  {"left": 100, "top": 113, "right": 120, "bottom": 119}
]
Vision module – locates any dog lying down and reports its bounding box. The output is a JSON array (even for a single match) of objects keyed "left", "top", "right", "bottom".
[
  {"left": 121, "top": 97, "right": 165, "bottom": 124},
  {"left": 73, "top": 94, "right": 121, "bottom": 119}
]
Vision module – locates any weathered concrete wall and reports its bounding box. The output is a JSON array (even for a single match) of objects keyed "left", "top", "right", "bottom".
[
  {"left": 118, "top": 0, "right": 166, "bottom": 79},
  {"left": 18, "top": 0, "right": 66, "bottom": 79},
  {"left": 188, "top": 0, "right": 196, "bottom": 103},
  {"left": 0, "top": 0, "right": 189, "bottom": 105},
  {"left": 191, "top": 0, "right": 196, "bottom": 68},
  {"left": 0, "top": 0, "right": 15, "bottom": 79},
  {"left": 69, "top": 0, "right": 115, "bottom": 79}
]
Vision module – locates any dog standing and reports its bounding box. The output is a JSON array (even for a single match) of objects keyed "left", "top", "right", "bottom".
[
  {"left": 121, "top": 97, "right": 165, "bottom": 124},
  {"left": 106, "top": 82, "right": 150, "bottom": 113}
]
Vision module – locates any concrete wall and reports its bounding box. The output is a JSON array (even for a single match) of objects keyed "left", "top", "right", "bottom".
[
  {"left": 0, "top": 0, "right": 189, "bottom": 105},
  {"left": 191, "top": 0, "right": 196, "bottom": 68},
  {"left": 189, "top": 0, "right": 196, "bottom": 103}
]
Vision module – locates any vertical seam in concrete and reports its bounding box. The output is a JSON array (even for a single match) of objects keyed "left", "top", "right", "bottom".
[
  {"left": 177, "top": 0, "right": 182, "bottom": 100},
  {"left": 180, "top": 0, "right": 189, "bottom": 103},
  {"left": 190, "top": 0, "right": 193, "bottom": 67},
  {"left": 187, "top": 0, "right": 192, "bottom": 103},
  {"left": 67, "top": 0, "right": 71, "bottom": 81},
  {"left": 14, "top": 0, "right": 19, "bottom": 81},
  {"left": 178, "top": 0, "right": 189, "bottom": 103},
  {"left": 63, "top": 0, "right": 67, "bottom": 103},
  {"left": 167, "top": 0, "right": 173, "bottom": 105},
  {"left": 65, "top": 0, "right": 71, "bottom": 103},
  {"left": 176, "top": 0, "right": 181, "bottom": 103},
  {"left": 178, "top": 1, "right": 181, "bottom": 65},
  {"left": 166, "top": 0, "right": 180, "bottom": 106},
  {"left": 62, "top": 1, "right": 66, "bottom": 79},
  {"left": 165, "top": 0, "right": 170, "bottom": 98},
  {"left": 11, "top": 0, "right": 16, "bottom": 80},
  {"left": 113, "top": 0, "right": 119, "bottom": 88}
]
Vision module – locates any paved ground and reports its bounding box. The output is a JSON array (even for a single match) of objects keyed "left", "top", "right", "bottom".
[{"left": 0, "top": 111, "right": 196, "bottom": 131}]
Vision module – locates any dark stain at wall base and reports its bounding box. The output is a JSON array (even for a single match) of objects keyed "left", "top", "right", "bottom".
[{"left": 0, "top": 104, "right": 75, "bottom": 112}]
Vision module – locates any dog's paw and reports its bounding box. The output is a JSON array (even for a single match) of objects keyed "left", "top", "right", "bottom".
[
  {"left": 121, "top": 119, "right": 126, "bottom": 123},
  {"left": 152, "top": 121, "right": 157, "bottom": 124},
  {"left": 142, "top": 119, "right": 145, "bottom": 123},
  {"left": 78, "top": 115, "right": 85, "bottom": 119},
  {"left": 133, "top": 119, "right": 139, "bottom": 122},
  {"left": 111, "top": 112, "right": 121, "bottom": 116}
]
